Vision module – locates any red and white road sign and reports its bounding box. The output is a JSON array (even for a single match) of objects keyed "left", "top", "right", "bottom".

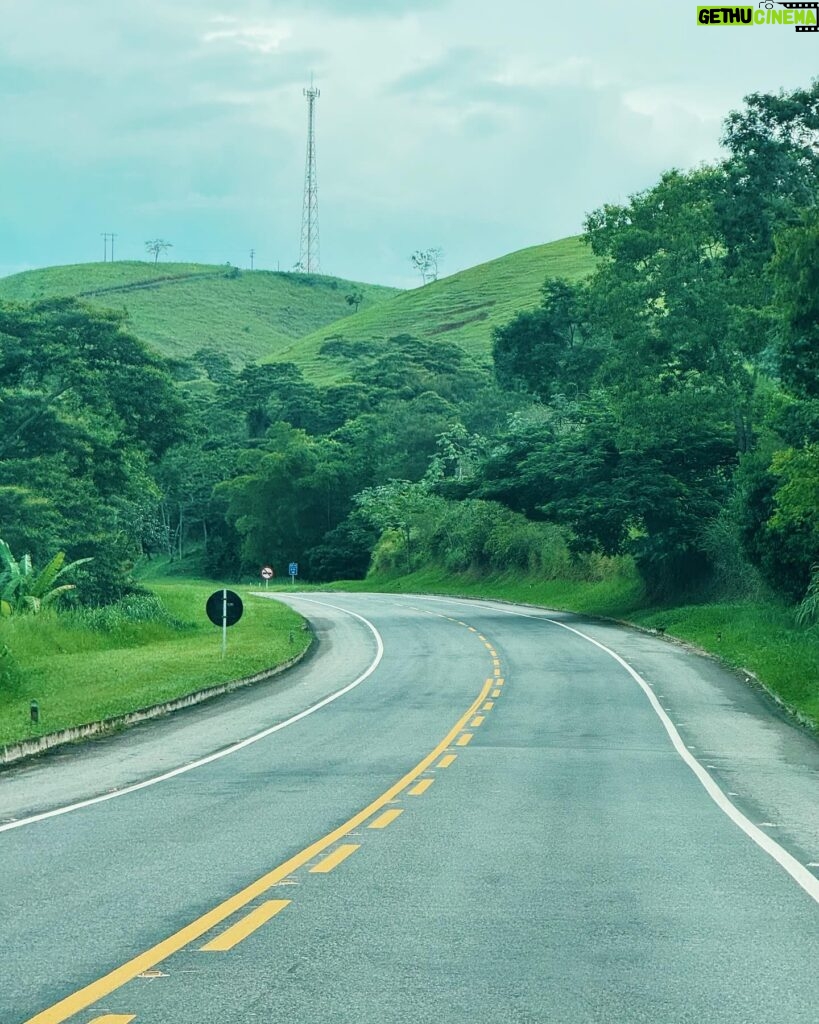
[{"left": 260, "top": 566, "right": 274, "bottom": 580}]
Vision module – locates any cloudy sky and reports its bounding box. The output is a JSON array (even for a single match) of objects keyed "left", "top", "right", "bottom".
[{"left": 1, "top": 0, "right": 817, "bottom": 286}]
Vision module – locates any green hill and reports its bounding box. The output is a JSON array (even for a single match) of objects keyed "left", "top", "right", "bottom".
[
  {"left": 0, "top": 261, "right": 399, "bottom": 365},
  {"left": 271, "top": 236, "right": 594, "bottom": 381}
]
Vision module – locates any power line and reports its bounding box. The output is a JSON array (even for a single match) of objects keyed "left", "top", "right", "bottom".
[{"left": 299, "top": 76, "right": 321, "bottom": 273}]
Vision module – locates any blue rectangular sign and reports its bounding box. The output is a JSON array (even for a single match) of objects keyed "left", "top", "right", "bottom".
[{"left": 288, "top": 562, "right": 298, "bottom": 577}]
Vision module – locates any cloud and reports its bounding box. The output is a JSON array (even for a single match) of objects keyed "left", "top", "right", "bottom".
[
  {"left": 388, "top": 48, "right": 486, "bottom": 95},
  {"left": 202, "top": 17, "right": 291, "bottom": 55}
]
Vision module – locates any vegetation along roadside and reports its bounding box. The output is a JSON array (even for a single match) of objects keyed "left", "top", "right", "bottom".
[{"left": 0, "top": 580, "right": 309, "bottom": 750}]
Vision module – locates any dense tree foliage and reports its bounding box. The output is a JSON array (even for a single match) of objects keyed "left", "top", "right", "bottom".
[
  {"left": 3, "top": 82, "right": 818, "bottom": 610},
  {"left": 0, "top": 299, "right": 188, "bottom": 602}
]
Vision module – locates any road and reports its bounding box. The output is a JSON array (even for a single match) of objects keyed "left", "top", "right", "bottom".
[{"left": 1, "top": 592, "right": 817, "bottom": 1024}]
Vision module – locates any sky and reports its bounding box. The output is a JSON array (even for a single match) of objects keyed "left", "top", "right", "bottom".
[{"left": 1, "top": 0, "right": 817, "bottom": 287}]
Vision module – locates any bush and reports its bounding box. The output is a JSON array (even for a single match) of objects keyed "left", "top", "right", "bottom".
[
  {"left": 0, "top": 643, "right": 22, "bottom": 690},
  {"left": 71, "top": 593, "right": 190, "bottom": 633}
]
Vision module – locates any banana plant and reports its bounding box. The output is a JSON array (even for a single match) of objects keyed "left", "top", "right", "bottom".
[{"left": 0, "top": 539, "right": 92, "bottom": 615}]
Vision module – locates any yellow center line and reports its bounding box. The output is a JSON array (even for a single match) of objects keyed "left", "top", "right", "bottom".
[
  {"left": 437, "top": 754, "right": 457, "bottom": 768},
  {"left": 492, "top": 659, "right": 500, "bottom": 668},
  {"left": 470, "top": 715, "right": 485, "bottom": 727},
  {"left": 489, "top": 649, "right": 497, "bottom": 657},
  {"left": 23, "top": 674, "right": 494, "bottom": 1024},
  {"left": 368, "top": 808, "right": 403, "bottom": 829},
  {"left": 409, "top": 778, "right": 434, "bottom": 796},
  {"left": 494, "top": 668, "right": 502, "bottom": 677},
  {"left": 200, "top": 899, "right": 290, "bottom": 952},
  {"left": 483, "top": 701, "right": 494, "bottom": 710},
  {"left": 456, "top": 733, "right": 473, "bottom": 746},
  {"left": 309, "top": 844, "right": 360, "bottom": 874},
  {"left": 88, "top": 1017, "right": 136, "bottom": 1024},
  {"left": 478, "top": 634, "right": 487, "bottom": 641},
  {"left": 468, "top": 626, "right": 477, "bottom": 632},
  {"left": 492, "top": 689, "right": 501, "bottom": 698}
]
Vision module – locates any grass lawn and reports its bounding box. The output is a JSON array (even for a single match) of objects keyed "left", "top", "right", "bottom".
[
  {"left": 323, "top": 566, "right": 819, "bottom": 731},
  {"left": 0, "top": 581, "right": 309, "bottom": 749}
]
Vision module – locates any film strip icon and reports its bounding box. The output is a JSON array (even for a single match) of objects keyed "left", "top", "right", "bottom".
[{"left": 776, "top": 2, "right": 819, "bottom": 31}]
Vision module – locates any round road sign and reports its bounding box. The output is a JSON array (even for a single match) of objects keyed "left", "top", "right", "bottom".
[
  {"left": 261, "top": 566, "right": 274, "bottom": 580},
  {"left": 205, "top": 589, "right": 244, "bottom": 627}
]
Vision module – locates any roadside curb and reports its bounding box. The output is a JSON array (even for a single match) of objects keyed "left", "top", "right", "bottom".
[{"left": 0, "top": 642, "right": 312, "bottom": 768}]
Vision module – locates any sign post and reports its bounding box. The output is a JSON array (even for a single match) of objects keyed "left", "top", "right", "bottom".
[
  {"left": 288, "top": 562, "right": 298, "bottom": 585},
  {"left": 205, "top": 589, "right": 244, "bottom": 657}
]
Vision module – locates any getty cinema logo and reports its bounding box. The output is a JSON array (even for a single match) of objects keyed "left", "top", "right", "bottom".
[{"left": 697, "top": 2, "right": 819, "bottom": 30}]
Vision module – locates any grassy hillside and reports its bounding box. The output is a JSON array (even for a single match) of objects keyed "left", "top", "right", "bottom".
[
  {"left": 271, "top": 235, "right": 595, "bottom": 381},
  {"left": 0, "top": 261, "right": 399, "bottom": 365}
]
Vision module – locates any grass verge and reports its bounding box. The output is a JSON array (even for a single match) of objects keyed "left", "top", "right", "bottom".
[
  {"left": 322, "top": 566, "right": 819, "bottom": 731},
  {"left": 0, "top": 581, "right": 309, "bottom": 749}
]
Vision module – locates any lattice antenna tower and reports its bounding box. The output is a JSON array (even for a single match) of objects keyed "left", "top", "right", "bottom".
[{"left": 299, "top": 76, "right": 320, "bottom": 273}]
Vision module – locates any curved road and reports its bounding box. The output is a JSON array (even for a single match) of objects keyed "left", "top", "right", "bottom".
[{"left": 1, "top": 593, "right": 817, "bottom": 1024}]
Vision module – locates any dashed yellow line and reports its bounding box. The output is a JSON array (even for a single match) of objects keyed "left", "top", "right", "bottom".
[
  {"left": 492, "top": 689, "right": 501, "bottom": 698},
  {"left": 309, "top": 844, "right": 360, "bottom": 874},
  {"left": 471, "top": 715, "right": 485, "bottom": 727},
  {"left": 200, "top": 900, "right": 290, "bottom": 952},
  {"left": 409, "top": 778, "right": 434, "bottom": 796},
  {"left": 26, "top": 616, "right": 503, "bottom": 1024},
  {"left": 368, "top": 808, "right": 404, "bottom": 829},
  {"left": 483, "top": 701, "right": 494, "bottom": 710}
]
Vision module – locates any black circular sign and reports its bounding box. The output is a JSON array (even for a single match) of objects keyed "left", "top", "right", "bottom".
[{"left": 205, "top": 589, "right": 244, "bottom": 627}]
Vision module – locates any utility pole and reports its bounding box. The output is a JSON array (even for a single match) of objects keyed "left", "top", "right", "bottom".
[
  {"left": 100, "top": 232, "right": 118, "bottom": 262},
  {"left": 250, "top": 248, "right": 255, "bottom": 270},
  {"left": 299, "top": 76, "right": 321, "bottom": 274}
]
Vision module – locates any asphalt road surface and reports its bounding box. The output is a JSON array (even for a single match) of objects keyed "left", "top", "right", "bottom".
[{"left": 1, "top": 593, "right": 817, "bottom": 1024}]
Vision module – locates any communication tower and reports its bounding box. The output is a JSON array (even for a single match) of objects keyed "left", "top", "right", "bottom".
[{"left": 299, "top": 78, "right": 321, "bottom": 272}]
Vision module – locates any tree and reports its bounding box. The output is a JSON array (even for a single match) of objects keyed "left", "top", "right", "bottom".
[
  {"left": 345, "top": 290, "right": 364, "bottom": 313},
  {"left": 353, "top": 480, "right": 435, "bottom": 572},
  {"left": 145, "top": 239, "right": 173, "bottom": 264},
  {"left": 492, "top": 279, "right": 592, "bottom": 400},
  {"left": 410, "top": 247, "right": 444, "bottom": 285},
  {"left": 772, "top": 210, "right": 819, "bottom": 399},
  {"left": 0, "top": 539, "right": 91, "bottom": 616}
]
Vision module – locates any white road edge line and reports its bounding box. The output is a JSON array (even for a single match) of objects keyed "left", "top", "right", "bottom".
[
  {"left": 402, "top": 593, "right": 819, "bottom": 907},
  {"left": 0, "top": 597, "right": 384, "bottom": 835}
]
